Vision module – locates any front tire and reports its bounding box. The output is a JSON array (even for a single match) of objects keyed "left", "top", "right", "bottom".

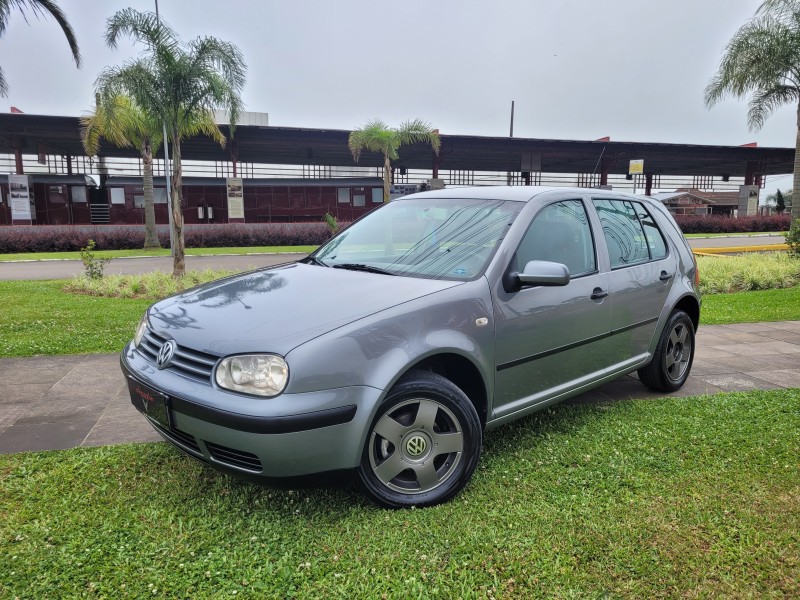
[
  {"left": 638, "top": 310, "right": 695, "bottom": 392},
  {"left": 358, "top": 371, "right": 482, "bottom": 508}
]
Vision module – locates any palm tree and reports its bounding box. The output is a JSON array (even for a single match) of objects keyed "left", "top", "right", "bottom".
[
  {"left": 81, "top": 94, "right": 164, "bottom": 249},
  {"left": 348, "top": 119, "right": 441, "bottom": 202},
  {"left": 705, "top": 0, "right": 800, "bottom": 223},
  {"left": 97, "top": 8, "right": 245, "bottom": 276},
  {"left": 0, "top": 0, "right": 80, "bottom": 97}
]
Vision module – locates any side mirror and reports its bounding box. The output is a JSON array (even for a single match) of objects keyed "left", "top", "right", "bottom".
[{"left": 517, "top": 260, "right": 570, "bottom": 287}]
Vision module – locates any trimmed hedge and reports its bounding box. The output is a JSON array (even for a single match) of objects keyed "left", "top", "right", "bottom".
[
  {"left": 674, "top": 214, "right": 791, "bottom": 234},
  {"left": 0, "top": 223, "right": 336, "bottom": 253},
  {"left": 0, "top": 213, "right": 790, "bottom": 253}
]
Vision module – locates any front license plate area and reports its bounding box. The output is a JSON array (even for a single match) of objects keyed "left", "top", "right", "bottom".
[{"left": 128, "top": 377, "right": 172, "bottom": 429}]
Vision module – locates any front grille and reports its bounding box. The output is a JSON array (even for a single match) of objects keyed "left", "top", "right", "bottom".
[
  {"left": 139, "top": 328, "right": 218, "bottom": 382},
  {"left": 205, "top": 441, "right": 263, "bottom": 472}
]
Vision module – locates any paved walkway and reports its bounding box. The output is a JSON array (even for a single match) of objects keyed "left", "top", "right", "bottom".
[{"left": 1, "top": 321, "right": 798, "bottom": 455}]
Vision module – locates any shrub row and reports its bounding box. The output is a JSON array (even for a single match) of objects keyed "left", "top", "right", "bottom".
[
  {"left": 0, "top": 222, "right": 336, "bottom": 253},
  {"left": 674, "top": 214, "right": 791, "bottom": 234}
]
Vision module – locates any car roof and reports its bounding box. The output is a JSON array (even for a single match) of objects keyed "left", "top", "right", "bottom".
[{"left": 398, "top": 186, "right": 648, "bottom": 203}]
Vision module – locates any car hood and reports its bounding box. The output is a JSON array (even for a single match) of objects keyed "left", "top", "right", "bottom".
[{"left": 147, "top": 262, "right": 463, "bottom": 356}]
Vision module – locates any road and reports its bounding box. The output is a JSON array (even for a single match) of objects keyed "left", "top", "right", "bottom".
[
  {"left": 0, "top": 253, "right": 308, "bottom": 281},
  {"left": 686, "top": 235, "right": 786, "bottom": 248}
]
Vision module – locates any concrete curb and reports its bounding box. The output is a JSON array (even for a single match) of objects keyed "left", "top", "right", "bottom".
[{"left": 693, "top": 244, "right": 788, "bottom": 254}]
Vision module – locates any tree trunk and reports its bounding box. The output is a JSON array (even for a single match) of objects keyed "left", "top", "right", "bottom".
[
  {"left": 794, "top": 101, "right": 800, "bottom": 222},
  {"left": 171, "top": 132, "right": 186, "bottom": 277},
  {"left": 142, "top": 142, "right": 161, "bottom": 249},
  {"left": 383, "top": 154, "right": 391, "bottom": 202}
]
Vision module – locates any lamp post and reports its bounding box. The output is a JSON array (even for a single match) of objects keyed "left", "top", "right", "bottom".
[{"left": 155, "top": 0, "right": 174, "bottom": 256}]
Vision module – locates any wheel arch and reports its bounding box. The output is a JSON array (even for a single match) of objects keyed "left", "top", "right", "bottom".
[
  {"left": 396, "top": 353, "right": 489, "bottom": 429},
  {"left": 673, "top": 294, "right": 700, "bottom": 331}
]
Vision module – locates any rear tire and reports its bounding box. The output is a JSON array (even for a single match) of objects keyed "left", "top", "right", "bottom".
[
  {"left": 358, "top": 371, "right": 482, "bottom": 508},
  {"left": 638, "top": 310, "right": 695, "bottom": 392}
]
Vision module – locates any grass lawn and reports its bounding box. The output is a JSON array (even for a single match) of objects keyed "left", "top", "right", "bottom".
[
  {"left": 1, "top": 279, "right": 799, "bottom": 357},
  {"left": 1, "top": 389, "right": 798, "bottom": 598},
  {"left": 0, "top": 246, "right": 317, "bottom": 262},
  {"left": 700, "top": 285, "right": 800, "bottom": 325},
  {"left": 0, "top": 281, "right": 151, "bottom": 356}
]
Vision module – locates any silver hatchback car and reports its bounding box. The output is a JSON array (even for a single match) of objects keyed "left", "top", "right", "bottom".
[{"left": 121, "top": 187, "right": 700, "bottom": 507}]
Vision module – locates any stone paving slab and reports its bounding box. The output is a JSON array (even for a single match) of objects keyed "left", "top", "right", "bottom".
[{"left": 0, "top": 321, "right": 797, "bottom": 455}]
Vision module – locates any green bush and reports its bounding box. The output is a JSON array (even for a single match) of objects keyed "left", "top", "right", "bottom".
[
  {"left": 786, "top": 218, "right": 800, "bottom": 258},
  {"left": 79, "top": 240, "right": 111, "bottom": 280},
  {"left": 696, "top": 252, "right": 800, "bottom": 294}
]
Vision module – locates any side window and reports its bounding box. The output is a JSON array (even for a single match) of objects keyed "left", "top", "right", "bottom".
[
  {"left": 593, "top": 199, "right": 668, "bottom": 267},
  {"left": 517, "top": 200, "right": 596, "bottom": 277},
  {"left": 634, "top": 203, "right": 668, "bottom": 260}
]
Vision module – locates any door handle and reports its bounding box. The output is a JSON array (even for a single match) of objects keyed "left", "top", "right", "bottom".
[
  {"left": 659, "top": 271, "right": 673, "bottom": 282},
  {"left": 591, "top": 288, "right": 608, "bottom": 300}
]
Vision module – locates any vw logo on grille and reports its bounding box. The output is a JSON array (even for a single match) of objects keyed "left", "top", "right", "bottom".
[{"left": 156, "top": 340, "right": 176, "bottom": 370}]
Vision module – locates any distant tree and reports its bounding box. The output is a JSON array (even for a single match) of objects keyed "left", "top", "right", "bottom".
[
  {"left": 97, "top": 8, "right": 245, "bottom": 276},
  {"left": 82, "top": 94, "right": 163, "bottom": 249},
  {"left": 705, "top": 0, "right": 800, "bottom": 224},
  {"left": 775, "top": 189, "right": 787, "bottom": 213},
  {"left": 348, "top": 119, "right": 441, "bottom": 202},
  {"left": 0, "top": 0, "right": 81, "bottom": 96}
]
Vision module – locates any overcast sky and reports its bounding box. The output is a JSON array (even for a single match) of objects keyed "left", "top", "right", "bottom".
[{"left": 0, "top": 0, "right": 794, "bottom": 192}]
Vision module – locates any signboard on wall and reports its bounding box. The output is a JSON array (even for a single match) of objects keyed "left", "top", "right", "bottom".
[
  {"left": 628, "top": 159, "right": 644, "bottom": 175},
  {"left": 8, "top": 174, "right": 32, "bottom": 221},
  {"left": 226, "top": 177, "right": 244, "bottom": 219}
]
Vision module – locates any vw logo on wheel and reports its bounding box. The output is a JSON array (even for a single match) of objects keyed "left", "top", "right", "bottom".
[
  {"left": 405, "top": 435, "right": 428, "bottom": 457},
  {"left": 156, "top": 340, "right": 176, "bottom": 370}
]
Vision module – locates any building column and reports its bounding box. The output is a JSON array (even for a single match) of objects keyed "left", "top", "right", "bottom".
[
  {"left": 13, "top": 137, "right": 24, "bottom": 174},
  {"left": 231, "top": 139, "right": 238, "bottom": 178},
  {"left": 744, "top": 161, "right": 757, "bottom": 186}
]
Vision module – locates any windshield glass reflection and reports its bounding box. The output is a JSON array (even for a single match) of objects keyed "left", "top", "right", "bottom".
[{"left": 314, "top": 198, "right": 521, "bottom": 280}]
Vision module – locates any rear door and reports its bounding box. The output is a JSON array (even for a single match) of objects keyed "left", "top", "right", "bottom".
[{"left": 591, "top": 197, "right": 677, "bottom": 366}]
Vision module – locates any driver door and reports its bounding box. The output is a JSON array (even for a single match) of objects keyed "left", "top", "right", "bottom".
[{"left": 492, "top": 198, "right": 613, "bottom": 421}]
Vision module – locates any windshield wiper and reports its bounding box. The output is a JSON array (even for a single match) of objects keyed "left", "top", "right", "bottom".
[
  {"left": 332, "top": 263, "right": 395, "bottom": 276},
  {"left": 304, "top": 256, "right": 329, "bottom": 267}
]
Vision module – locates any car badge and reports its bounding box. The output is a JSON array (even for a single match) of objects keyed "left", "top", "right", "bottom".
[{"left": 156, "top": 340, "right": 176, "bottom": 370}]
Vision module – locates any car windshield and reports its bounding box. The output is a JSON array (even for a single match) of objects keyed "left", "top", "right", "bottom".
[{"left": 313, "top": 197, "right": 522, "bottom": 280}]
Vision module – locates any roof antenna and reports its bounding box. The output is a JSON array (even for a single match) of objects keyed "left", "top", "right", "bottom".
[{"left": 591, "top": 145, "right": 606, "bottom": 177}]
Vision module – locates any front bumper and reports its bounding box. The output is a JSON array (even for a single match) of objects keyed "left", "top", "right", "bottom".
[{"left": 121, "top": 343, "right": 383, "bottom": 478}]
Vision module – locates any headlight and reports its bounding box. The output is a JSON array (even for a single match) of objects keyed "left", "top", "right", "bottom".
[
  {"left": 215, "top": 354, "right": 289, "bottom": 397},
  {"left": 133, "top": 315, "right": 148, "bottom": 347}
]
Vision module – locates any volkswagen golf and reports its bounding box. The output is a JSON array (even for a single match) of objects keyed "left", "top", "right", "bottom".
[{"left": 121, "top": 186, "right": 701, "bottom": 507}]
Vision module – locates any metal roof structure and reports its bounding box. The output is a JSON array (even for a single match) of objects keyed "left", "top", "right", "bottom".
[{"left": 1, "top": 112, "right": 794, "bottom": 178}]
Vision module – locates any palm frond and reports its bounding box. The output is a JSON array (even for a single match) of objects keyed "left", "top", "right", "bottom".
[
  {"left": 105, "top": 7, "right": 178, "bottom": 55},
  {"left": 397, "top": 119, "right": 441, "bottom": 155},
  {"left": 181, "top": 109, "right": 225, "bottom": 147},
  {"left": 757, "top": 0, "right": 800, "bottom": 18},
  {"left": 348, "top": 119, "right": 394, "bottom": 161},
  {"left": 705, "top": 12, "right": 800, "bottom": 121},
  {"left": 747, "top": 84, "right": 800, "bottom": 129},
  {"left": 0, "top": 0, "right": 81, "bottom": 97},
  {"left": 81, "top": 93, "right": 163, "bottom": 156}
]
